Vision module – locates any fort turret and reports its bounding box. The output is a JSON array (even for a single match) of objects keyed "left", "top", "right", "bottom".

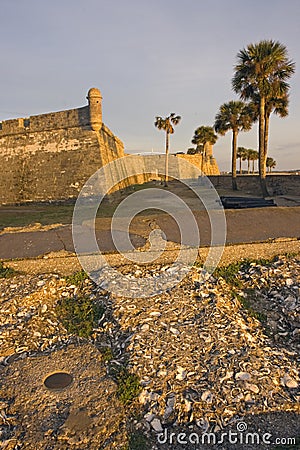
[{"left": 87, "top": 87, "right": 102, "bottom": 132}]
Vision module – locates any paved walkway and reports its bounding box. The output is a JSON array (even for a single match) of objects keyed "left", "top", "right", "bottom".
[{"left": 0, "top": 206, "right": 299, "bottom": 260}]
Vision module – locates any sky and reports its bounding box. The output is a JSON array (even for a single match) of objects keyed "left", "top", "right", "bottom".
[{"left": 0, "top": 0, "right": 299, "bottom": 172}]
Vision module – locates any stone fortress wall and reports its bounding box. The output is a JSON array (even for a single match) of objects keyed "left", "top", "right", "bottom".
[{"left": 0, "top": 88, "right": 219, "bottom": 204}]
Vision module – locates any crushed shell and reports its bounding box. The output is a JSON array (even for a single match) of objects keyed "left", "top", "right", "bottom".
[{"left": 0, "top": 254, "right": 299, "bottom": 443}]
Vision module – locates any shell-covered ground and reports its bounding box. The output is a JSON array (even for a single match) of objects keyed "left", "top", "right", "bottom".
[{"left": 0, "top": 251, "right": 299, "bottom": 449}]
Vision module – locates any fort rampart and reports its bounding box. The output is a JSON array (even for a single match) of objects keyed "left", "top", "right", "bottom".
[
  {"left": 0, "top": 87, "right": 220, "bottom": 204},
  {"left": 0, "top": 88, "right": 125, "bottom": 204}
]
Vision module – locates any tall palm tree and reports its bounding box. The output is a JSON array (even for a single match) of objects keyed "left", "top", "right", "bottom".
[
  {"left": 248, "top": 149, "right": 259, "bottom": 173},
  {"left": 244, "top": 148, "right": 256, "bottom": 174},
  {"left": 264, "top": 94, "right": 289, "bottom": 158},
  {"left": 266, "top": 157, "right": 277, "bottom": 172},
  {"left": 214, "top": 101, "right": 253, "bottom": 190},
  {"left": 154, "top": 113, "right": 181, "bottom": 186},
  {"left": 187, "top": 146, "right": 201, "bottom": 155},
  {"left": 244, "top": 149, "right": 251, "bottom": 174},
  {"left": 191, "top": 126, "right": 218, "bottom": 175},
  {"left": 250, "top": 93, "right": 289, "bottom": 160},
  {"left": 237, "top": 147, "right": 248, "bottom": 174},
  {"left": 232, "top": 39, "right": 295, "bottom": 197}
]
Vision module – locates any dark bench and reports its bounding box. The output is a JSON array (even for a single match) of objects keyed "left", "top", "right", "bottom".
[{"left": 220, "top": 196, "right": 276, "bottom": 209}]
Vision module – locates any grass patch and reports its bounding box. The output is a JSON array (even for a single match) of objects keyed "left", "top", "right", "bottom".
[
  {"left": 123, "top": 431, "right": 149, "bottom": 450},
  {"left": 212, "top": 256, "right": 280, "bottom": 287},
  {"left": 116, "top": 369, "right": 142, "bottom": 406},
  {"left": 65, "top": 270, "right": 90, "bottom": 286},
  {"left": 213, "top": 261, "right": 246, "bottom": 287},
  {"left": 56, "top": 295, "right": 104, "bottom": 338},
  {"left": 0, "top": 201, "right": 118, "bottom": 230},
  {"left": 233, "top": 292, "right": 267, "bottom": 323},
  {"left": 0, "top": 261, "right": 17, "bottom": 278},
  {"left": 0, "top": 204, "right": 75, "bottom": 229},
  {"left": 99, "top": 347, "right": 114, "bottom": 362},
  {"left": 283, "top": 251, "right": 298, "bottom": 259}
]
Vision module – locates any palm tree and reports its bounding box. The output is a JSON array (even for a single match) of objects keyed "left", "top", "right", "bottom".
[
  {"left": 264, "top": 94, "right": 289, "bottom": 158},
  {"left": 237, "top": 147, "right": 248, "bottom": 174},
  {"left": 250, "top": 93, "right": 289, "bottom": 160},
  {"left": 214, "top": 101, "right": 253, "bottom": 190},
  {"left": 187, "top": 147, "right": 199, "bottom": 155},
  {"left": 191, "top": 126, "right": 218, "bottom": 175},
  {"left": 248, "top": 149, "right": 259, "bottom": 173},
  {"left": 232, "top": 40, "right": 295, "bottom": 197},
  {"left": 244, "top": 148, "right": 256, "bottom": 174},
  {"left": 266, "top": 157, "right": 277, "bottom": 172},
  {"left": 154, "top": 113, "right": 181, "bottom": 186}
]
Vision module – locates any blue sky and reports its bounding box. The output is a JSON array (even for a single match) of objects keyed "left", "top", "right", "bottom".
[{"left": 0, "top": 0, "right": 299, "bottom": 171}]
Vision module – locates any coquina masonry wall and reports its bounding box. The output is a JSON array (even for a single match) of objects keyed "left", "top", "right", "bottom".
[
  {"left": 0, "top": 87, "right": 220, "bottom": 204},
  {"left": 209, "top": 174, "right": 300, "bottom": 196},
  {"left": 176, "top": 153, "right": 219, "bottom": 176},
  {"left": 0, "top": 89, "right": 124, "bottom": 204}
]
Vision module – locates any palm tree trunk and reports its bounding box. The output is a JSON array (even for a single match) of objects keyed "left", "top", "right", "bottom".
[
  {"left": 231, "top": 129, "right": 238, "bottom": 191},
  {"left": 264, "top": 112, "right": 270, "bottom": 159},
  {"left": 165, "top": 131, "right": 169, "bottom": 187},
  {"left": 259, "top": 96, "right": 269, "bottom": 197},
  {"left": 201, "top": 150, "right": 204, "bottom": 176},
  {"left": 247, "top": 158, "right": 250, "bottom": 174},
  {"left": 239, "top": 157, "right": 242, "bottom": 174}
]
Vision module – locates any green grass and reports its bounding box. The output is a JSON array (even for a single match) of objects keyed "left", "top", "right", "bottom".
[
  {"left": 233, "top": 292, "right": 267, "bottom": 323},
  {"left": 212, "top": 256, "right": 281, "bottom": 287},
  {"left": 116, "top": 369, "right": 142, "bottom": 406},
  {"left": 0, "top": 201, "right": 119, "bottom": 230},
  {"left": 0, "top": 181, "right": 175, "bottom": 230},
  {"left": 99, "top": 347, "right": 114, "bottom": 362},
  {"left": 213, "top": 261, "right": 246, "bottom": 287},
  {"left": 65, "top": 270, "right": 90, "bottom": 286},
  {"left": 55, "top": 295, "right": 104, "bottom": 338},
  {"left": 0, "top": 204, "right": 75, "bottom": 229},
  {"left": 123, "top": 431, "right": 150, "bottom": 450},
  {"left": 0, "top": 261, "right": 17, "bottom": 278}
]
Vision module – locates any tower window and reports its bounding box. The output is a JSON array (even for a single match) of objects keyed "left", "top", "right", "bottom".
[{"left": 24, "top": 118, "right": 30, "bottom": 128}]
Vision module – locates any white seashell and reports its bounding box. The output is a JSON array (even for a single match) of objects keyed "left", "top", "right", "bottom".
[
  {"left": 166, "top": 395, "right": 176, "bottom": 408},
  {"left": 220, "top": 371, "right": 234, "bottom": 383},
  {"left": 163, "top": 406, "right": 173, "bottom": 418},
  {"left": 149, "top": 311, "right": 161, "bottom": 317},
  {"left": 244, "top": 393, "right": 253, "bottom": 403},
  {"left": 139, "top": 390, "right": 150, "bottom": 404},
  {"left": 157, "top": 370, "right": 168, "bottom": 377},
  {"left": 235, "top": 371, "right": 251, "bottom": 381},
  {"left": 184, "top": 399, "right": 192, "bottom": 412},
  {"left": 144, "top": 412, "right": 155, "bottom": 422},
  {"left": 281, "top": 374, "right": 298, "bottom": 389},
  {"left": 245, "top": 383, "right": 259, "bottom": 394},
  {"left": 151, "top": 418, "right": 163, "bottom": 432},
  {"left": 201, "top": 390, "right": 213, "bottom": 403},
  {"left": 196, "top": 418, "right": 209, "bottom": 432},
  {"left": 176, "top": 366, "right": 187, "bottom": 380},
  {"left": 170, "top": 327, "right": 180, "bottom": 335}
]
